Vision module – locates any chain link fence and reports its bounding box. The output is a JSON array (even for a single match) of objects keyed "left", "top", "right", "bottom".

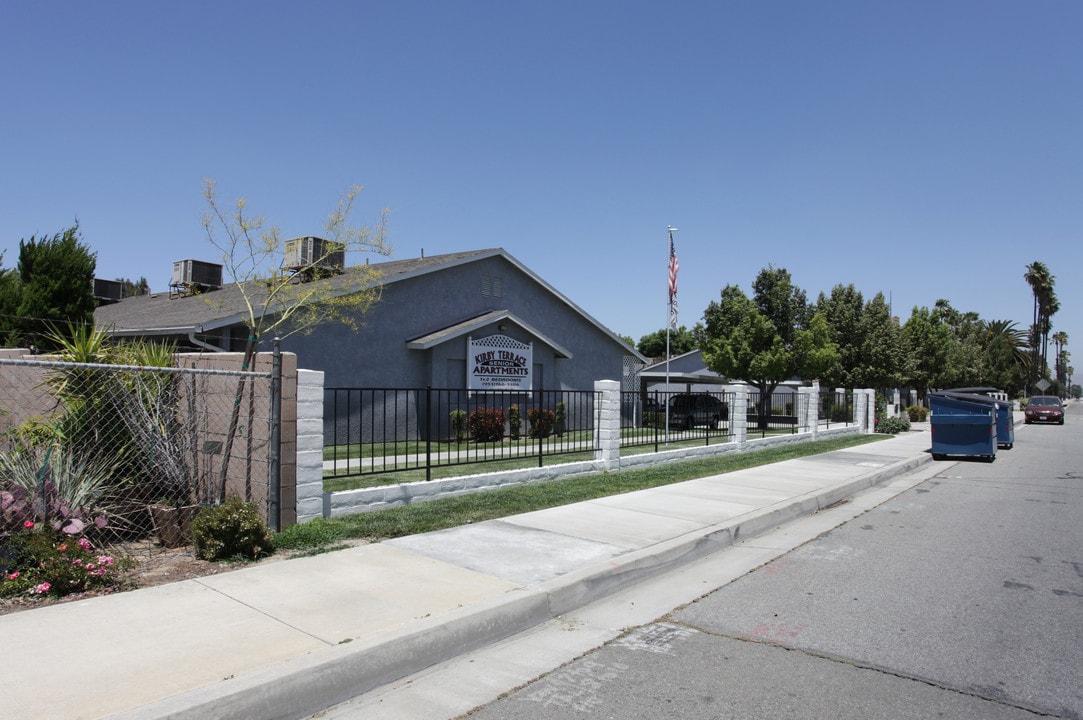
[{"left": 0, "top": 357, "right": 273, "bottom": 556}]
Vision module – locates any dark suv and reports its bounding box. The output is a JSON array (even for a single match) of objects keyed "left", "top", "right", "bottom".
[{"left": 668, "top": 393, "right": 728, "bottom": 430}]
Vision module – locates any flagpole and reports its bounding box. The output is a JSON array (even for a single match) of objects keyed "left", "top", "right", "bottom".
[{"left": 666, "top": 225, "right": 679, "bottom": 441}]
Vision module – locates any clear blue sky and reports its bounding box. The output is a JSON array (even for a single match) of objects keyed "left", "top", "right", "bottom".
[{"left": 2, "top": 1, "right": 1080, "bottom": 374}]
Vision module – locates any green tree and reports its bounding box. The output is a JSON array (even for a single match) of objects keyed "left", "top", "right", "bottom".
[
  {"left": 980, "top": 320, "right": 1029, "bottom": 396},
  {"left": 201, "top": 178, "right": 391, "bottom": 501},
  {"left": 636, "top": 325, "right": 698, "bottom": 359},
  {"left": 900, "top": 305, "right": 952, "bottom": 398},
  {"left": 854, "top": 292, "right": 905, "bottom": 388},
  {"left": 116, "top": 276, "right": 150, "bottom": 298},
  {"left": 933, "top": 299, "right": 985, "bottom": 388},
  {"left": 0, "top": 251, "right": 22, "bottom": 346},
  {"left": 815, "top": 284, "right": 864, "bottom": 388},
  {"left": 15, "top": 225, "right": 97, "bottom": 350},
  {"left": 700, "top": 266, "right": 837, "bottom": 428}
]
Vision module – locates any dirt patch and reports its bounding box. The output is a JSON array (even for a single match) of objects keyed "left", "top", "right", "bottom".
[{"left": 0, "top": 538, "right": 367, "bottom": 617}]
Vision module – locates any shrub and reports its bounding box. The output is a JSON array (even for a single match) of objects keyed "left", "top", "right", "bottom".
[
  {"left": 468, "top": 408, "right": 505, "bottom": 443},
  {"left": 508, "top": 405, "right": 522, "bottom": 440},
  {"left": 906, "top": 405, "right": 928, "bottom": 422},
  {"left": 2, "top": 417, "right": 58, "bottom": 450},
  {"left": 874, "top": 392, "right": 888, "bottom": 422},
  {"left": 555, "top": 401, "right": 567, "bottom": 437},
  {"left": 527, "top": 408, "right": 556, "bottom": 439},
  {"left": 875, "top": 416, "right": 911, "bottom": 435},
  {"left": 449, "top": 409, "right": 467, "bottom": 442},
  {"left": 0, "top": 524, "right": 127, "bottom": 600},
  {"left": 190, "top": 497, "right": 274, "bottom": 561}
]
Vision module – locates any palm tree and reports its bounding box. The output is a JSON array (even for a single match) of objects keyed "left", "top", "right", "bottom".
[
  {"left": 1051, "top": 331, "right": 1069, "bottom": 395},
  {"left": 983, "top": 319, "right": 1030, "bottom": 366},
  {"left": 980, "top": 319, "right": 1030, "bottom": 394},
  {"left": 1023, "top": 261, "right": 1057, "bottom": 392}
]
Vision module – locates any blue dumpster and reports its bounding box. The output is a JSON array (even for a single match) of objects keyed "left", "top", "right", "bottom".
[
  {"left": 942, "top": 388, "right": 1015, "bottom": 449},
  {"left": 929, "top": 392, "right": 997, "bottom": 461}
]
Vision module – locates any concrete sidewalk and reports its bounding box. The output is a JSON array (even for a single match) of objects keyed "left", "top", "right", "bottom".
[{"left": 2, "top": 430, "right": 937, "bottom": 720}]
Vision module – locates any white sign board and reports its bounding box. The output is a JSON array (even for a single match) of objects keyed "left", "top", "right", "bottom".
[{"left": 468, "top": 334, "right": 532, "bottom": 392}]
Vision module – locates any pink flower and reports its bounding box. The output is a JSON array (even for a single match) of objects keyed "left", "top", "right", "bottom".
[
  {"left": 23, "top": 520, "right": 34, "bottom": 529},
  {"left": 97, "top": 556, "right": 114, "bottom": 567},
  {"left": 86, "top": 563, "right": 97, "bottom": 572},
  {"left": 30, "top": 582, "right": 51, "bottom": 595},
  {"left": 6, "top": 571, "right": 19, "bottom": 580},
  {"left": 57, "top": 543, "right": 69, "bottom": 553},
  {"left": 77, "top": 537, "right": 92, "bottom": 551}
]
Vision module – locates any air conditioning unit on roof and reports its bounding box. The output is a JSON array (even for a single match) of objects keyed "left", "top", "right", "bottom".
[
  {"left": 283, "top": 236, "right": 345, "bottom": 276},
  {"left": 171, "top": 259, "right": 223, "bottom": 291},
  {"left": 92, "top": 278, "right": 123, "bottom": 304}
]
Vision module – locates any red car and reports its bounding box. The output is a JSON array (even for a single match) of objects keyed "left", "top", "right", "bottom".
[{"left": 1024, "top": 395, "right": 1064, "bottom": 424}]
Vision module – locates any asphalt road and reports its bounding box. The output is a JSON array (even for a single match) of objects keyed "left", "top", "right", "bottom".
[{"left": 464, "top": 406, "right": 1083, "bottom": 720}]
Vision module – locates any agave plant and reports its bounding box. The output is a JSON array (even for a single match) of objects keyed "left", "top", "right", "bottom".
[{"left": 0, "top": 444, "right": 114, "bottom": 534}]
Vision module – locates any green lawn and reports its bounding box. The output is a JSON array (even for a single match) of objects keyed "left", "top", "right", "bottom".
[{"left": 277, "top": 433, "right": 886, "bottom": 553}]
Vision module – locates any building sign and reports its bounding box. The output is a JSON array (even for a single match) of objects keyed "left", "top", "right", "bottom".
[{"left": 468, "top": 334, "right": 532, "bottom": 391}]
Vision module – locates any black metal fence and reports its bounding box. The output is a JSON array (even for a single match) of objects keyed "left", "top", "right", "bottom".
[
  {"left": 620, "top": 389, "right": 734, "bottom": 451},
  {"left": 324, "top": 387, "right": 600, "bottom": 481},
  {"left": 743, "top": 388, "right": 799, "bottom": 438},
  {"left": 324, "top": 385, "right": 859, "bottom": 483},
  {"left": 820, "top": 388, "right": 854, "bottom": 429}
]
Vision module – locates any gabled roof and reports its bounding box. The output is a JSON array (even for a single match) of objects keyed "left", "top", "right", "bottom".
[
  {"left": 94, "top": 250, "right": 493, "bottom": 336},
  {"left": 641, "top": 349, "right": 731, "bottom": 385},
  {"left": 94, "top": 248, "right": 645, "bottom": 360},
  {"left": 407, "top": 310, "right": 573, "bottom": 358}
]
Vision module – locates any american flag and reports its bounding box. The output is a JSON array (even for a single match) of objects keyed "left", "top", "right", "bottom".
[{"left": 668, "top": 232, "right": 679, "bottom": 328}]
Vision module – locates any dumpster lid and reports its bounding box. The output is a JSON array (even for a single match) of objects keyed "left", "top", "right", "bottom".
[
  {"left": 946, "top": 387, "right": 1002, "bottom": 396},
  {"left": 930, "top": 390, "right": 1004, "bottom": 407}
]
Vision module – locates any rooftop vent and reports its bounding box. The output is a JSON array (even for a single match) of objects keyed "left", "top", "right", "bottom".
[
  {"left": 283, "top": 236, "right": 345, "bottom": 280},
  {"left": 170, "top": 259, "right": 223, "bottom": 297},
  {"left": 92, "top": 278, "right": 123, "bottom": 305}
]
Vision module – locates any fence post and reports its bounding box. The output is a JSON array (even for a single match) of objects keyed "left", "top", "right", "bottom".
[
  {"left": 425, "top": 386, "right": 433, "bottom": 482},
  {"left": 732, "top": 385, "right": 748, "bottom": 448},
  {"left": 798, "top": 386, "right": 812, "bottom": 435},
  {"left": 855, "top": 388, "right": 875, "bottom": 433},
  {"left": 268, "top": 338, "right": 282, "bottom": 531},
  {"left": 809, "top": 380, "right": 820, "bottom": 439},
  {"left": 594, "top": 380, "right": 620, "bottom": 470},
  {"left": 295, "top": 369, "right": 326, "bottom": 523}
]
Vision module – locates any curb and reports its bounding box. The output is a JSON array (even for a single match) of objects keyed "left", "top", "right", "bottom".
[{"left": 107, "top": 450, "right": 933, "bottom": 720}]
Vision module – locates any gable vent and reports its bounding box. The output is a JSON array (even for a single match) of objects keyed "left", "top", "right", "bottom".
[{"left": 481, "top": 274, "right": 504, "bottom": 298}]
